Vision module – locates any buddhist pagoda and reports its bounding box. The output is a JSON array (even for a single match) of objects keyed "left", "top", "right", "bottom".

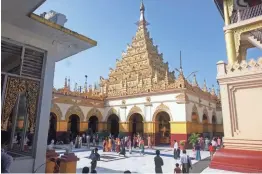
[{"left": 50, "top": 1, "right": 223, "bottom": 146}]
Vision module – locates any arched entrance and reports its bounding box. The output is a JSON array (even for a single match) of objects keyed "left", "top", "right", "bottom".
[
  {"left": 88, "top": 116, "right": 98, "bottom": 134},
  {"left": 68, "top": 114, "right": 80, "bottom": 139},
  {"left": 48, "top": 112, "right": 57, "bottom": 144},
  {"left": 129, "top": 113, "right": 144, "bottom": 137},
  {"left": 212, "top": 115, "right": 217, "bottom": 137},
  {"left": 155, "top": 111, "right": 171, "bottom": 144},
  {"left": 191, "top": 112, "right": 199, "bottom": 133},
  {"left": 202, "top": 114, "right": 209, "bottom": 138},
  {"left": 107, "top": 114, "right": 119, "bottom": 137}
]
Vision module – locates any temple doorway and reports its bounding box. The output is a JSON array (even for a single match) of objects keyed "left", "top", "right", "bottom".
[
  {"left": 129, "top": 113, "right": 144, "bottom": 137},
  {"left": 155, "top": 112, "right": 170, "bottom": 144},
  {"left": 48, "top": 113, "right": 57, "bottom": 144},
  {"left": 68, "top": 114, "right": 80, "bottom": 139},
  {"left": 107, "top": 114, "right": 119, "bottom": 137},
  {"left": 88, "top": 116, "right": 98, "bottom": 134},
  {"left": 212, "top": 115, "right": 217, "bottom": 137},
  {"left": 202, "top": 114, "right": 209, "bottom": 138}
]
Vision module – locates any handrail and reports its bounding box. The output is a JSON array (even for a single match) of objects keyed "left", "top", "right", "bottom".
[{"left": 231, "top": 4, "right": 262, "bottom": 23}]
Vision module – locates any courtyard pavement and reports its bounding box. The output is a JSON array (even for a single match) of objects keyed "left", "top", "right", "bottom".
[{"left": 55, "top": 145, "right": 211, "bottom": 173}]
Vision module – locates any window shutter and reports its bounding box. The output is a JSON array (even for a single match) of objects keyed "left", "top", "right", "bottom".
[{"left": 21, "top": 48, "right": 44, "bottom": 79}]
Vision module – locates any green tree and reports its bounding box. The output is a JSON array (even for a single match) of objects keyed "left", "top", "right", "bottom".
[{"left": 188, "top": 133, "right": 200, "bottom": 146}]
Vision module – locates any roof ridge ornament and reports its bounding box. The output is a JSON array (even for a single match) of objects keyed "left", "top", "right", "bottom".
[{"left": 136, "top": 0, "right": 149, "bottom": 26}]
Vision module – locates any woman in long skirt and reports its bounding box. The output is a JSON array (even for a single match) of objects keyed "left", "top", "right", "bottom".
[
  {"left": 108, "top": 138, "right": 112, "bottom": 152},
  {"left": 195, "top": 142, "right": 201, "bottom": 160},
  {"left": 116, "top": 138, "right": 120, "bottom": 153}
]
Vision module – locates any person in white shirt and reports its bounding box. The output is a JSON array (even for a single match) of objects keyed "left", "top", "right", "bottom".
[{"left": 173, "top": 140, "right": 178, "bottom": 159}]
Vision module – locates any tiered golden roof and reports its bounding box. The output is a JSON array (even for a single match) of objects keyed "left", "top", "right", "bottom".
[
  {"left": 99, "top": 1, "right": 219, "bottom": 101},
  {"left": 53, "top": 2, "right": 221, "bottom": 103}
]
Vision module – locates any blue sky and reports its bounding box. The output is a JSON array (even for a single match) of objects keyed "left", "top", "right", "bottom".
[{"left": 35, "top": 0, "right": 261, "bottom": 91}]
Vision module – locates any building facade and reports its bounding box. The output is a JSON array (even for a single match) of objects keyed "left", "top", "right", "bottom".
[
  {"left": 1, "top": 0, "right": 97, "bottom": 172},
  {"left": 211, "top": 0, "right": 262, "bottom": 173},
  {"left": 50, "top": 2, "right": 223, "bottom": 147}
]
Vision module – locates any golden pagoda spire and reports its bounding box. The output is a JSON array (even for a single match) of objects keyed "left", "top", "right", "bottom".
[
  {"left": 137, "top": 0, "right": 149, "bottom": 26},
  {"left": 192, "top": 73, "right": 198, "bottom": 87},
  {"left": 140, "top": 0, "right": 145, "bottom": 21},
  {"left": 211, "top": 85, "right": 216, "bottom": 96},
  {"left": 202, "top": 79, "right": 207, "bottom": 92}
]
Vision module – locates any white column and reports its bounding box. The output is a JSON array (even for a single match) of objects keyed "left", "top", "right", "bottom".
[
  {"left": 145, "top": 105, "right": 152, "bottom": 121},
  {"left": 33, "top": 54, "right": 56, "bottom": 173},
  {"left": 120, "top": 107, "right": 127, "bottom": 122}
]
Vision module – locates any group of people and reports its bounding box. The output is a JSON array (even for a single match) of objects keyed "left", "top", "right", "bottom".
[{"left": 102, "top": 134, "right": 146, "bottom": 156}]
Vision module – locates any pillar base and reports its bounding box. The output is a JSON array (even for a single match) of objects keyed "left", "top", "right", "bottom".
[
  {"left": 210, "top": 148, "right": 262, "bottom": 173},
  {"left": 60, "top": 153, "right": 79, "bottom": 173},
  {"left": 45, "top": 150, "right": 59, "bottom": 173}
]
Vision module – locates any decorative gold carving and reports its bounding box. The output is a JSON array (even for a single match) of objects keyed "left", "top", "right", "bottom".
[
  {"left": 175, "top": 93, "right": 189, "bottom": 104},
  {"left": 26, "top": 80, "right": 40, "bottom": 133},
  {"left": 227, "top": 0, "right": 234, "bottom": 18},
  {"left": 65, "top": 105, "right": 85, "bottom": 121},
  {"left": 234, "top": 23, "right": 262, "bottom": 57},
  {"left": 50, "top": 103, "right": 62, "bottom": 121},
  {"left": 86, "top": 108, "right": 103, "bottom": 121},
  {"left": 2, "top": 77, "right": 22, "bottom": 130},
  {"left": 152, "top": 104, "right": 172, "bottom": 122},
  {"left": 127, "top": 105, "right": 144, "bottom": 121},
  {"left": 156, "top": 103, "right": 170, "bottom": 111},
  {"left": 1, "top": 77, "right": 40, "bottom": 132},
  {"left": 106, "top": 108, "right": 118, "bottom": 118},
  {"left": 146, "top": 96, "right": 151, "bottom": 102}
]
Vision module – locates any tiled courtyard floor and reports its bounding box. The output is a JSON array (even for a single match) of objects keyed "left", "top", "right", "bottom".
[{"left": 56, "top": 146, "right": 211, "bottom": 173}]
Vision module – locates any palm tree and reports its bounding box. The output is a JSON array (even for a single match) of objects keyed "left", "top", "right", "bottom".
[{"left": 188, "top": 133, "right": 200, "bottom": 146}]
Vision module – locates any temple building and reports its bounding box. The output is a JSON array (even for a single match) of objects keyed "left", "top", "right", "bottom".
[
  {"left": 1, "top": 0, "right": 97, "bottom": 172},
  {"left": 210, "top": 0, "right": 262, "bottom": 173},
  {"left": 50, "top": 2, "right": 223, "bottom": 147}
]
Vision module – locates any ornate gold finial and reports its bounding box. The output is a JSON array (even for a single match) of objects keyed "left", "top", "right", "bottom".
[
  {"left": 140, "top": 0, "right": 145, "bottom": 12},
  {"left": 192, "top": 73, "right": 198, "bottom": 87},
  {"left": 137, "top": 0, "right": 149, "bottom": 26},
  {"left": 211, "top": 85, "right": 216, "bottom": 96},
  {"left": 202, "top": 79, "right": 207, "bottom": 92}
]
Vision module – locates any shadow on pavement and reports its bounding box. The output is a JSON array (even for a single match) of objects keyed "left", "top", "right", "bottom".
[{"left": 77, "top": 166, "right": 138, "bottom": 173}]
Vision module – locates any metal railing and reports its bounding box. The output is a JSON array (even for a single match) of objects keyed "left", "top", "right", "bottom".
[{"left": 231, "top": 4, "right": 262, "bottom": 23}]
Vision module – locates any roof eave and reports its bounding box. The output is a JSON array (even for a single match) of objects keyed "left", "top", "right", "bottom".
[
  {"left": 214, "top": 0, "right": 225, "bottom": 20},
  {"left": 29, "top": 13, "right": 97, "bottom": 47}
]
